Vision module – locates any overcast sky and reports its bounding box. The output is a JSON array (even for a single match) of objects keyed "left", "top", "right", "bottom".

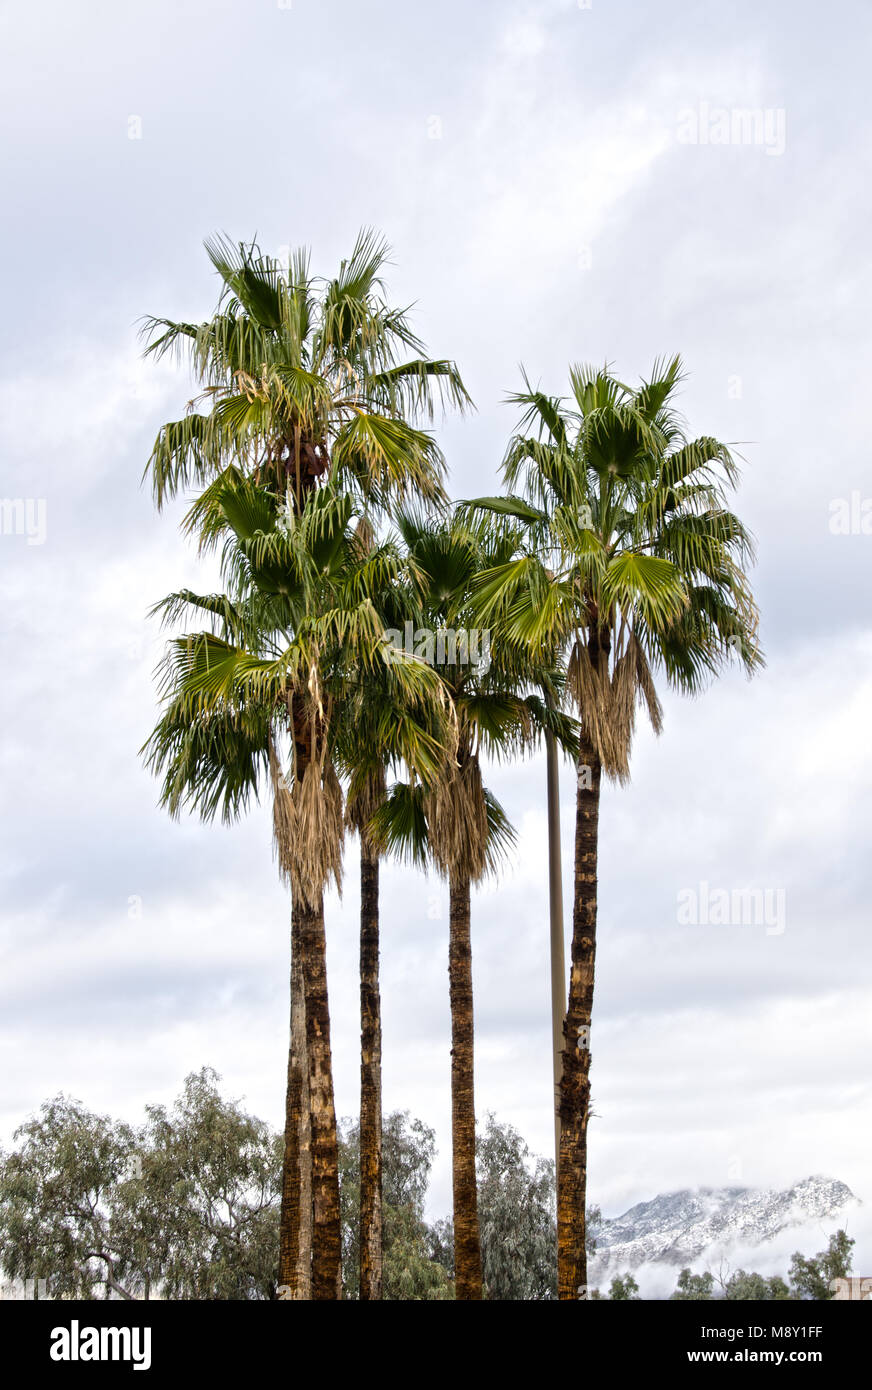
[{"left": 1, "top": 0, "right": 870, "bottom": 1271}]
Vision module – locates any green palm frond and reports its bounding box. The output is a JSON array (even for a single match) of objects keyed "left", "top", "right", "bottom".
[
  {"left": 204, "top": 233, "right": 285, "bottom": 329},
  {"left": 142, "top": 229, "right": 469, "bottom": 513},
  {"left": 505, "top": 372, "right": 570, "bottom": 447},
  {"left": 600, "top": 552, "right": 687, "bottom": 628},
  {"left": 369, "top": 358, "right": 473, "bottom": 420},
  {"left": 476, "top": 359, "right": 763, "bottom": 775},
  {"left": 141, "top": 698, "right": 271, "bottom": 824},
  {"left": 332, "top": 411, "right": 445, "bottom": 504},
  {"left": 370, "top": 782, "right": 430, "bottom": 867},
  {"left": 481, "top": 788, "right": 517, "bottom": 876}
]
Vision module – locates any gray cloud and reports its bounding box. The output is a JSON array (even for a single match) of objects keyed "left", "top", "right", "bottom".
[{"left": 1, "top": 0, "right": 870, "bottom": 1268}]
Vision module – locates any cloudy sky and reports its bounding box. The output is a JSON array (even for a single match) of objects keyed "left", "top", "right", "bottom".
[{"left": 2, "top": 0, "right": 870, "bottom": 1272}]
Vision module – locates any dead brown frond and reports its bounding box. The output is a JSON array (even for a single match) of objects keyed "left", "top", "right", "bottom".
[
  {"left": 568, "top": 627, "right": 662, "bottom": 782},
  {"left": 269, "top": 728, "right": 344, "bottom": 908},
  {"left": 425, "top": 753, "right": 490, "bottom": 885},
  {"left": 354, "top": 515, "right": 376, "bottom": 555},
  {"left": 269, "top": 732, "right": 298, "bottom": 884}
]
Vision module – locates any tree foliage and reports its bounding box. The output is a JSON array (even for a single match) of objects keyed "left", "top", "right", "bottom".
[
  {"left": 788, "top": 1229, "right": 854, "bottom": 1300},
  {"left": 670, "top": 1268, "right": 716, "bottom": 1300},
  {"left": 724, "top": 1270, "right": 790, "bottom": 1300},
  {"left": 0, "top": 1070, "right": 279, "bottom": 1301},
  {"left": 668, "top": 1230, "right": 854, "bottom": 1301},
  {"left": 338, "top": 1111, "right": 452, "bottom": 1300},
  {"left": 608, "top": 1273, "right": 641, "bottom": 1300},
  {"left": 3, "top": 1071, "right": 850, "bottom": 1302},
  {"left": 141, "top": 229, "right": 470, "bottom": 515},
  {"left": 476, "top": 1114, "right": 559, "bottom": 1301}
]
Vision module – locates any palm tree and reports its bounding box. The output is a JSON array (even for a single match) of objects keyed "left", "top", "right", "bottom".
[
  {"left": 142, "top": 670, "right": 317, "bottom": 1296},
  {"left": 283, "top": 898, "right": 313, "bottom": 1299},
  {"left": 141, "top": 228, "right": 470, "bottom": 519},
  {"left": 467, "top": 357, "right": 763, "bottom": 1298},
  {"left": 143, "top": 478, "right": 444, "bottom": 1299},
  {"left": 141, "top": 231, "right": 468, "bottom": 1297},
  {"left": 334, "top": 642, "right": 440, "bottom": 1300},
  {"left": 346, "top": 759, "right": 385, "bottom": 1301},
  {"left": 375, "top": 511, "right": 577, "bottom": 1299}
]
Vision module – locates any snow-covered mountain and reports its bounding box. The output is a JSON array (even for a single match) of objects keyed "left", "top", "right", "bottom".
[{"left": 591, "top": 1176, "right": 859, "bottom": 1277}]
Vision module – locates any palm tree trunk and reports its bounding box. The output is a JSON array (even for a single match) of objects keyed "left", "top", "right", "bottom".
[
  {"left": 278, "top": 902, "right": 312, "bottom": 1297},
  {"left": 298, "top": 891, "right": 343, "bottom": 1299},
  {"left": 358, "top": 841, "right": 383, "bottom": 1300},
  {"left": 557, "top": 731, "right": 601, "bottom": 1299},
  {"left": 449, "top": 874, "right": 482, "bottom": 1299},
  {"left": 545, "top": 722, "right": 566, "bottom": 1171}
]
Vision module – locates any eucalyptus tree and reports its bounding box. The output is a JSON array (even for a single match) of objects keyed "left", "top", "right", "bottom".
[
  {"left": 467, "top": 357, "right": 763, "bottom": 1298},
  {"left": 375, "top": 511, "right": 577, "bottom": 1300},
  {"left": 0, "top": 1069, "right": 280, "bottom": 1302},
  {"left": 338, "top": 1112, "right": 452, "bottom": 1301},
  {"left": 0, "top": 1098, "right": 146, "bottom": 1300},
  {"left": 475, "top": 1115, "right": 558, "bottom": 1301},
  {"left": 143, "top": 477, "right": 444, "bottom": 1299},
  {"left": 789, "top": 1231, "right": 855, "bottom": 1300}
]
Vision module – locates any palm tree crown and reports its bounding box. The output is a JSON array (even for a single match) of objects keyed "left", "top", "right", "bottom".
[
  {"left": 467, "top": 355, "right": 763, "bottom": 780},
  {"left": 142, "top": 229, "right": 472, "bottom": 518}
]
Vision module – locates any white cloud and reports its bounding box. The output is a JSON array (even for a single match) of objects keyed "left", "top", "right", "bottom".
[{"left": 1, "top": 0, "right": 870, "bottom": 1269}]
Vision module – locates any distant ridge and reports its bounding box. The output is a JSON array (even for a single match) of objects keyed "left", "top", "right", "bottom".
[{"left": 591, "top": 1176, "right": 859, "bottom": 1276}]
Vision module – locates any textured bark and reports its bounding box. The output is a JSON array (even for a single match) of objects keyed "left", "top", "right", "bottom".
[
  {"left": 278, "top": 903, "right": 312, "bottom": 1297},
  {"left": 449, "top": 874, "right": 482, "bottom": 1300},
  {"left": 281, "top": 703, "right": 341, "bottom": 1299},
  {"left": 557, "top": 730, "right": 601, "bottom": 1300},
  {"left": 358, "top": 843, "right": 383, "bottom": 1300},
  {"left": 545, "top": 721, "right": 566, "bottom": 1171},
  {"left": 299, "top": 892, "right": 342, "bottom": 1299}
]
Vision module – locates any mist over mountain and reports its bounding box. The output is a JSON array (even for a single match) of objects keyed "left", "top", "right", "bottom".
[{"left": 591, "top": 1176, "right": 859, "bottom": 1281}]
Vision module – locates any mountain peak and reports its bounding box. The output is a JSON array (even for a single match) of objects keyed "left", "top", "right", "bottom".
[{"left": 591, "top": 1176, "right": 858, "bottom": 1276}]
